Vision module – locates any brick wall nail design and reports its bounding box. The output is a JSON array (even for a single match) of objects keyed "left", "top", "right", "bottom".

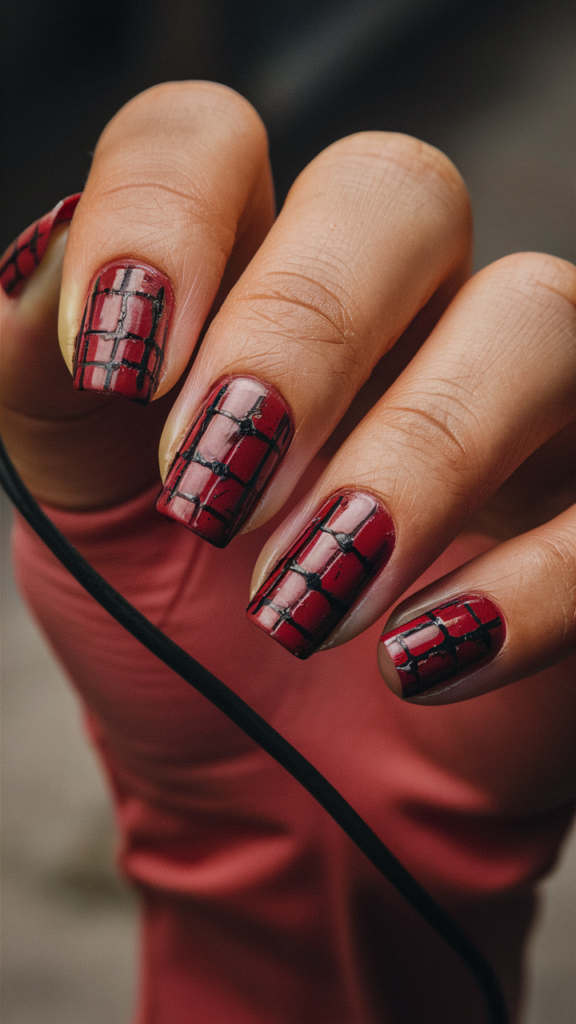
[
  {"left": 157, "top": 376, "right": 293, "bottom": 547},
  {"left": 73, "top": 261, "right": 173, "bottom": 404},
  {"left": 380, "top": 595, "right": 505, "bottom": 698},
  {"left": 247, "top": 490, "right": 395, "bottom": 658}
]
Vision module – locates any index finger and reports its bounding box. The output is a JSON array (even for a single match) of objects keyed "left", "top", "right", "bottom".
[{"left": 58, "top": 81, "right": 274, "bottom": 403}]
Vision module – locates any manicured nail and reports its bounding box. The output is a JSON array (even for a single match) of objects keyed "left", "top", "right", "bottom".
[
  {"left": 156, "top": 376, "right": 294, "bottom": 547},
  {"left": 0, "top": 194, "right": 81, "bottom": 297},
  {"left": 72, "top": 261, "right": 174, "bottom": 404},
  {"left": 247, "top": 491, "right": 396, "bottom": 659},
  {"left": 380, "top": 595, "right": 505, "bottom": 698}
]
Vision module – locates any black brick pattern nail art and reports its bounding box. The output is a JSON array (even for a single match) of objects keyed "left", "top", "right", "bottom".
[
  {"left": 247, "top": 491, "right": 395, "bottom": 658},
  {"left": 73, "top": 262, "right": 173, "bottom": 404},
  {"left": 157, "top": 376, "right": 293, "bottom": 547},
  {"left": 381, "top": 595, "right": 505, "bottom": 698}
]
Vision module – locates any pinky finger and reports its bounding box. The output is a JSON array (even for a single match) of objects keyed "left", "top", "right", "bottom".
[{"left": 378, "top": 506, "right": 576, "bottom": 704}]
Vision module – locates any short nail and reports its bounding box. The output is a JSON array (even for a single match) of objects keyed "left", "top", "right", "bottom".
[
  {"left": 73, "top": 261, "right": 174, "bottom": 404},
  {"left": 0, "top": 193, "right": 81, "bottom": 297},
  {"left": 380, "top": 595, "right": 505, "bottom": 699},
  {"left": 156, "top": 376, "right": 294, "bottom": 547},
  {"left": 247, "top": 491, "right": 396, "bottom": 659}
]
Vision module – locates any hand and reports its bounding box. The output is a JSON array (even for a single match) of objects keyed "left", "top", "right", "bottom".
[{"left": 1, "top": 81, "right": 575, "bottom": 725}]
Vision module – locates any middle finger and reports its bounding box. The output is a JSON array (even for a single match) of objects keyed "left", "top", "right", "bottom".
[{"left": 157, "top": 132, "right": 471, "bottom": 545}]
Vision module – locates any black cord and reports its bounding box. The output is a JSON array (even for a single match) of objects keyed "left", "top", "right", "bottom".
[{"left": 1, "top": 437, "right": 509, "bottom": 1024}]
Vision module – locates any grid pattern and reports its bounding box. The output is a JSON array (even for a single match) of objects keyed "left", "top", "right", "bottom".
[
  {"left": 157, "top": 377, "right": 293, "bottom": 547},
  {"left": 0, "top": 194, "right": 81, "bottom": 297},
  {"left": 247, "top": 491, "right": 395, "bottom": 659},
  {"left": 73, "top": 263, "right": 172, "bottom": 404},
  {"left": 382, "top": 596, "right": 505, "bottom": 698}
]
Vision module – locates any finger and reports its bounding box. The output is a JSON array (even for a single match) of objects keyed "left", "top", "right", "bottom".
[
  {"left": 247, "top": 252, "right": 576, "bottom": 657},
  {"left": 58, "top": 81, "right": 274, "bottom": 404},
  {"left": 0, "top": 199, "right": 103, "bottom": 502},
  {"left": 0, "top": 197, "right": 165, "bottom": 506},
  {"left": 157, "top": 132, "right": 472, "bottom": 546},
  {"left": 1, "top": 221, "right": 166, "bottom": 507},
  {"left": 1, "top": 196, "right": 86, "bottom": 425},
  {"left": 378, "top": 505, "right": 576, "bottom": 703},
  {"left": 0, "top": 194, "right": 80, "bottom": 298}
]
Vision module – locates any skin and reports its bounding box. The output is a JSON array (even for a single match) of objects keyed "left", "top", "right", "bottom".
[{"left": 1, "top": 81, "right": 575, "bottom": 819}]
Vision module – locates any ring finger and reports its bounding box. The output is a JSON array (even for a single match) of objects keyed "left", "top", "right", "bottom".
[{"left": 247, "top": 252, "right": 576, "bottom": 659}]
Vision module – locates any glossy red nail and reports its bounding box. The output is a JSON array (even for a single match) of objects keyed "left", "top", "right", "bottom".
[
  {"left": 0, "top": 194, "right": 81, "bottom": 297},
  {"left": 380, "top": 595, "right": 505, "bottom": 698},
  {"left": 156, "top": 376, "right": 294, "bottom": 547},
  {"left": 73, "top": 262, "right": 174, "bottom": 404},
  {"left": 247, "top": 491, "right": 396, "bottom": 659}
]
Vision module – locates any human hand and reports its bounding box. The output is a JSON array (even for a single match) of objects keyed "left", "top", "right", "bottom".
[{"left": 1, "top": 81, "right": 575, "bottom": 712}]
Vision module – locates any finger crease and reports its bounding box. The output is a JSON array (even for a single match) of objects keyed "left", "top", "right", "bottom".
[{"left": 386, "top": 405, "right": 469, "bottom": 459}]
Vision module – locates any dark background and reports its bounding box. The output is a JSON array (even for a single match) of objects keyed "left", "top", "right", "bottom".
[
  {"left": 1, "top": 2, "right": 575, "bottom": 1022},
  {"left": 2, "top": 0, "right": 574, "bottom": 267}
]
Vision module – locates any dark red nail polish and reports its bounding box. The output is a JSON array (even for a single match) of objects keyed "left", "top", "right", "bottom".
[
  {"left": 0, "top": 193, "right": 81, "bottom": 297},
  {"left": 381, "top": 595, "right": 505, "bottom": 698},
  {"left": 247, "top": 491, "right": 396, "bottom": 659},
  {"left": 156, "top": 376, "right": 294, "bottom": 547},
  {"left": 73, "top": 262, "right": 174, "bottom": 404}
]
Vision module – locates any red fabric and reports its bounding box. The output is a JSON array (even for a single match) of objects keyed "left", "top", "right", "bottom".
[{"left": 12, "top": 476, "right": 574, "bottom": 1023}]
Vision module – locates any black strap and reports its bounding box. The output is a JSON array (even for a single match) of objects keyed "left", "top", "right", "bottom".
[{"left": 0, "top": 437, "right": 509, "bottom": 1024}]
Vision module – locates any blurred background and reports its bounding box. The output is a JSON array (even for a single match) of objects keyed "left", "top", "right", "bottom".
[{"left": 1, "top": 0, "right": 575, "bottom": 1021}]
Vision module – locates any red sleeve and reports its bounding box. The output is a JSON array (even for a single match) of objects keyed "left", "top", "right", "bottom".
[{"left": 12, "top": 484, "right": 574, "bottom": 1023}]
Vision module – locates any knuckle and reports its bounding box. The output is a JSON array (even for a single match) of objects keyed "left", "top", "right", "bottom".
[
  {"left": 482, "top": 252, "right": 576, "bottom": 320},
  {"left": 79, "top": 178, "right": 236, "bottom": 276},
  {"left": 531, "top": 525, "right": 576, "bottom": 642},
  {"left": 382, "top": 384, "right": 484, "bottom": 482},
  {"left": 78, "top": 83, "right": 271, "bottom": 275},
  {"left": 102, "top": 81, "right": 267, "bottom": 149},
  {"left": 236, "top": 261, "right": 368, "bottom": 366},
  {"left": 91, "top": 81, "right": 267, "bottom": 219},
  {"left": 306, "top": 131, "right": 470, "bottom": 226}
]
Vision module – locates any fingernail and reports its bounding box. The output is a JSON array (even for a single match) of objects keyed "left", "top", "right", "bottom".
[
  {"left": 247, "top": 491, "right": 396, "bottom": 659},
  {"left": 72, "top": 261, "right": 174, "bottom": 404},
  {"left": 0, "top": 194, "right": 81, "bottom": 297},
  {"left": 156, "top": 376, "right": 294, "bottom": 547},
  {"left": 379, "top": 595, "right": 505, "bottom": 699}
]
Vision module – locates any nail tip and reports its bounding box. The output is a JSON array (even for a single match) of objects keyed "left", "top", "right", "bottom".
[
  {"left": 377, "top": 641, "right": 404, "bottom": 698},
  {"left": 245, "top": 606, "right": 315, "bottom": 659},
  {"left": 156, "top": 493, "right": 233, "bottom": 547},
  {"left": 72, "top": 372, "right": 155, "bottom": 405}
]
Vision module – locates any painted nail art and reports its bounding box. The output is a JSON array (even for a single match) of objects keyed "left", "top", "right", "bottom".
[
  {"left": 380, "top": 595, "right": 505, "bottom": 698},
  {"left": 73, "top": 262, "right": 174, "bottom": 404},
  {"left": 156, "top": 376, "right": 294, "bottom": 547},
  {"left": 247, "top": 491, "right": 396, "bottom": 659},
  {"left": 0, "top": 194, "right": 81, "bottom": 297}
]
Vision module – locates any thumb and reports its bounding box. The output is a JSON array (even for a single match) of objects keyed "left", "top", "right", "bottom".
[
  {"left": 1, "top": 196, "right": 85, "bottom": 423},
  {"left": 1, "top": 196, "right": 166, "bottom": 508}
]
